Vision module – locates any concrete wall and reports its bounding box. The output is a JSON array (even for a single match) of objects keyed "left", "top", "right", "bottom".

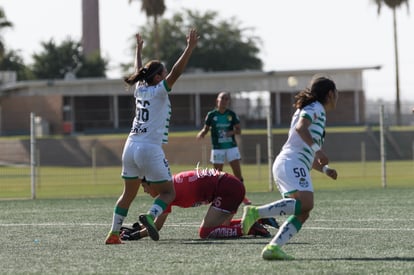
[{"left": 1, "top": 94, "right": 63, "bottom": 134}]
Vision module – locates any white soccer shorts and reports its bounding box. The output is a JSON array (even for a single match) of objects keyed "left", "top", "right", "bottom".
[
  {"left": 210, "top": 147, "right": 241, "bottom": 164},
  {"left": 121, "top": 139, "right": 171, "bottom": 182},
  {"left": 272, "top": 156, "right": 314, "bottom": 197}
]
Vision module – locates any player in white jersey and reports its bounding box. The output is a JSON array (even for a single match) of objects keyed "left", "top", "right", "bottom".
[
  {"left": 241, "top": 75, "right": 339, "bottom": 260},
  {"left": 106, "top": 29, "right": 198, "bottom": 244}
]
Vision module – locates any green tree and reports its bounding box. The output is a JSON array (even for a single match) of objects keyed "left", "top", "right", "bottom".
[
  {"left": 0, "top": 49, "right": 33, "bottom": 80},
  {"left": 373, "top": 0, "right": 410, "bottom": 125},
  {"left": 76, "top": 52, "right": 107, "bottom": 78},
  {"left": 128, "top": 10, "right": 262, "bottom": 72},
  {"left": 129, "top": 0, "right": 166, "bottom": 59},
  {"left": 0, "top": 8, "right": 32, "bottom": 81},
  {"left": 0, "top": 7, "right": 13, "bottom": 58},
  {"left": 32, "top": 38, "right": 107, "bottom": 79}
]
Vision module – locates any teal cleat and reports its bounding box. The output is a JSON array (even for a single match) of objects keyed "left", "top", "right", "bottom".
[
  {"left": 139, "top": 214, "right": 159, "bottom": 241},
  {"left": 261, "top": 244, "right": 294, "bottom": 260},
  {"left": 241, "top": 206, "right": 259, "bottom": 235}
]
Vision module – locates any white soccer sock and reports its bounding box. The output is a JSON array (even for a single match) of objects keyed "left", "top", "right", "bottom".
[
  {"left": 110, "top": 213, "right": 125, "bottom": 233},
  {"left": 110, "top": 206, "right": 128, "bottom": 233},
  {"left": 148, "top": 204, "right": 164, "bottom": 218},
  {"left": 270, "top": 219, "right": 299, "bottom": 247},
  {"left": 257, "top": 198, "right": 297, "bottom": 217}
]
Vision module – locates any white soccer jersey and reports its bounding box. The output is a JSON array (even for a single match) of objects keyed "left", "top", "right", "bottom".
[
  {"left": 128, "top": 80, "right": 171, "bottom": 145},
  {"left": 278, "top": 101, "right": 326, "bottom": 171}
]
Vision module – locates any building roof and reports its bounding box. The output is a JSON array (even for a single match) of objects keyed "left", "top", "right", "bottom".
[{"left": 0, "top": 66, "right": 381, "bottom": 96}]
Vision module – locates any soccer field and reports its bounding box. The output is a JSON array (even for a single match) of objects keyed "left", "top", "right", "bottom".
[{"left": 1, "top": 189, "right": 413, "bottom": 274}]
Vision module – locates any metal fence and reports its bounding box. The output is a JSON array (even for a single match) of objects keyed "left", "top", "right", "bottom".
[{"left": 1, "top": 105, "right": 414, "bottom": 199}]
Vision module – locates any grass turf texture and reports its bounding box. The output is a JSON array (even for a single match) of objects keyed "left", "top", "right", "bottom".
[{"left": 1, "top": 189, "right": 413, "bottom": 274}]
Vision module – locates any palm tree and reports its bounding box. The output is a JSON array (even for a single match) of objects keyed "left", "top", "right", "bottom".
[
  {"left": 129, "top": 0, "right": 166, "bottom": 59},
  {"left": 0, "top": 7, "right": 13, "bottom": 59},
  {"left": 373, "top": 0, "right": 410, "bottom": 125}
]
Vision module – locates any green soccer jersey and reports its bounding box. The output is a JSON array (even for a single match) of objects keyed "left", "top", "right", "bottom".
[{"left": 204, "top": 109, "right": 240, "bottom": 149}]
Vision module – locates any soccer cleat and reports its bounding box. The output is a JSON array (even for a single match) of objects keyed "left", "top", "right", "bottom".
[
  {"left": 242, "top": 197, "right": 252, "bottom": 205},
  {"left": 241, "top": 206, "right": 259, "bottom": 235},
  {"left": 131, "top": 222, "right": 142, "bottom": 229},
  {"left": 258, "top": 217, "right": 280, "bottom": 229},
  {"left": 261, "top": 244, "right": 294, "bottom": 260},
  {"left": 105, "top": 232, "right": 124, "bottom": 245},
  {"left": 139, "top": 214, "right": 159, "bottom": 241},
  {"left": 121, "top": 229, "right": 142, "bottom": 241},
  {"left": 248, "top": 222, "right": 271, "bottom": 238},
  {"left": 120, "top": 223, "right": 143, "bottom": 241},
  {"left": 120, "top": 222, "right": 143, "bottom": 237}
]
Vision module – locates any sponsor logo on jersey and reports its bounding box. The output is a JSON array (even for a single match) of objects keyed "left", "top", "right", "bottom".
[
  {"left": 131, "top": 126, "right": 147, "bottom": 133},
  {"left": 299, "top": 177, "right": 309, "bottom": 188}
]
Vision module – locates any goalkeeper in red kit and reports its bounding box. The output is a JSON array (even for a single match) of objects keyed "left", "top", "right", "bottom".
[{"left": 121, "top": 168, "right": 279, "bottom": 240}]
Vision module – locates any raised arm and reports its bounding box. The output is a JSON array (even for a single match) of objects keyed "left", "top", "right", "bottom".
[
  {"left": 165, "top": 28, "right": 199, "bottom": 89},
  {"left": 134, "top": 33, "right": 144, "bottom": 72}
]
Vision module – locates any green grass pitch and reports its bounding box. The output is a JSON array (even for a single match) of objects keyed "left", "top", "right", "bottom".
[
  {"left": 1, "top": 180, "right": 414, "bottom": 273},
  {"left": 1, "top": 161, "right": 414, "bottom": 273}
]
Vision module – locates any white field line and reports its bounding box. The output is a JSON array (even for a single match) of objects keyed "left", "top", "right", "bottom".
[
  {"left": 312, "top": 219, "right": 414, "bottom": 222},
  {"left": 0, "top": 222, "right": 413, "bottom": 231},
  {"left": 304, "top": 227, "right": 414, "bottom": 231},
  {"left": 0, "top": 222, "right": 200, "bottom": 227}
]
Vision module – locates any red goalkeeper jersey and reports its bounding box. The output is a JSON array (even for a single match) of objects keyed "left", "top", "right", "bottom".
[{"left": 165, "top": 169, "right": 245, "bottom": 214}]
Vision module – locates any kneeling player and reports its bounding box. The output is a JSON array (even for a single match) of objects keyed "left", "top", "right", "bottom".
[{"left": 122, "top": 168, "right": 278, "bottom": 240}]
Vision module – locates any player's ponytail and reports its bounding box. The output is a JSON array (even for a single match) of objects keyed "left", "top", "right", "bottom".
[
  {"left": 124, "top": 60, "right": 165, "bottom": 87},
  {"left": 294, "top": 87, "right": 315, "bottom": 109},
  {"left": 294, "top": 76, "right": 336, "bottom": 109}
]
